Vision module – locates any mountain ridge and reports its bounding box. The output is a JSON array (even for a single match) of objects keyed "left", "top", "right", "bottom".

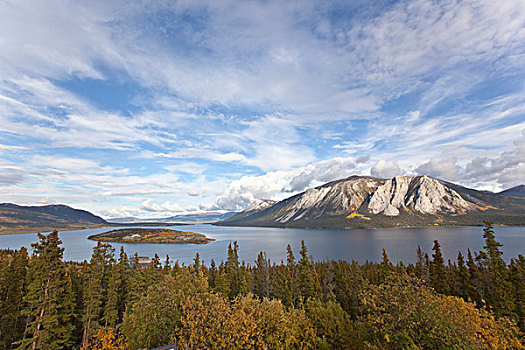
[
  {"left": 217, "top": 175, "right": 525, "bottom": 229},
  {"left": 0, "top": 203, "right": 108, "bottom": 234},
  {"left": 499, "top": 185, "right": 525, "bottom": 198}
]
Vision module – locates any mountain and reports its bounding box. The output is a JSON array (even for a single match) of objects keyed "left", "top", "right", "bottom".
[
  {"left": 0, "top": 203, "right": 108, "bottom": 234},
  {"left": 107, "top": 211, "right": 237, "bottom": 224},
  {"left": 217, "top": 175, "right": 525, "bottom": 229},
  {"left": 244, "top": 199, "right": 278, "bottom": 212},
  {"left": 499, "top": 185, "right": 525, "bottom": 198}
]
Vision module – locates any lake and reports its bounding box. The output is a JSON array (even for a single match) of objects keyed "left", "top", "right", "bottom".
[{"left": 0, "top": 224, "right": 524, "bottom": 265}]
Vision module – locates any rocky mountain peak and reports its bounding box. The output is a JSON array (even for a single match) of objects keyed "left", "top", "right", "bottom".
[{"left": 243, "top": 199, "right": 277, "bottom": 212}]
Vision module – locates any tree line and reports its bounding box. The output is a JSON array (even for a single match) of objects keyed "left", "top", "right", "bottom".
[{"left": 0, "top": 222, "right": 524, "bottom": 349}]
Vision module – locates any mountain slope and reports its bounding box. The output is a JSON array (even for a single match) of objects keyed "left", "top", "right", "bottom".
[
  {"left": 499, "top": 185, "right": 525, "bottom": 198},
  {"left": 218, "top": 176, "right": 525, "bottom": 229},
  {"left": 0, "top": 203, "right": 108, "bottom": 234}
]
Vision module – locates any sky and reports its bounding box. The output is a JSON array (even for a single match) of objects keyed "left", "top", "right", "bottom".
[{"left": 0, "top": 0, "right": 524, "bottom": 219}]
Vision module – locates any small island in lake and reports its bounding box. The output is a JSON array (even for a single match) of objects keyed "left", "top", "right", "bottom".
[{"left": 88, "top": 228, "right": 214, "bottom": 244}]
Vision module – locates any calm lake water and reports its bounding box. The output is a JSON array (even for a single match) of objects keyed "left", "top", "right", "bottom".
[{"left": 0, "top": 224, "right": 524, "bottom": 265}]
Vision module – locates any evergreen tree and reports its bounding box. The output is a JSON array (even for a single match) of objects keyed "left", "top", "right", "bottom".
[
  {"left": 509, "top": 256, "right": 525, "bottom": 330},
  {"left": 286, "top": 244, "right": 298, "bottom": 303},
  {"left": 415, "top": 244, "right": 428, "bottom": 281},
  {"left": 480, "top": 222, "right": 514, "bottom": 316},
  {"left": 269, "top": 262, "right": 293, "bottom": 306},
  {"left": 253, "top": 251, "right": 270, "bottom": 299},
  {"left": 225, "top": 241, "right": 248, "bottom": 298},
  {"left": 193, "top": 252, "right": 201, "bottom": 274},
  {"left": 298, "top": 240, "right": 315, "bottom": 300},
  {"left": 102, "top": 247, "right": 129, "bottom": 328},
  {"left": 466, "top": 248, "right": 483, "bottom": 306},
  {"left": 429, "top": 240, "right": 449, "bottom": 294},
  {"left": 163, "top": 255, "right": 171, "bottom": 274},
  {"left": 17, "top": 231, "right": 75, "bottom": 350},
  {"left": 81, "top": 242, "right": 115, "bottom": 347},
  {"left": 378, "top": 249, "right": 394, "bottom": 282},
  {"left": 0, "top": 248, "right": 28, "bottom": 350},
  {"left": 456, "top": 251, "right": 470, "bottom": 299},
  {"left": 208, "top": 259, "right": 217, "bottom": 289}
]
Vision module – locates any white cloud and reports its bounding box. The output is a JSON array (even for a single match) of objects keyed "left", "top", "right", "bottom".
[
  {"left": 0, "top": 166, "right": 26, "bottom": 185},
  {"left": 416, "top": 156, "right": 460, "bottom": 181},
  {"left": 371, "top": 160, "right": 401, "bottom": 178},
  {"left": 0, "top": 144, "right": 26, "bottom": 150},
  {"left": 140, "top": 199, "right": 183, "bottom": 214},
  {"left": 288, "top": 157, "right": 359, "bottom": 192},
  {"left": 155, "top": 149, "right": 247, "bottom": 163},
  {"left": 214, "top": 157, "right": 362, "bottom": 210}
]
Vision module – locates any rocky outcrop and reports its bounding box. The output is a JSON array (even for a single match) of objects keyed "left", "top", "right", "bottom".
[
  {"left": 244, "top": 199, "right": 277, "bottom": 212},
  {"left": 368, "top": 176, "right": 474, "bottom": 216},
  {"left": 276, "top": 176, "right": 382, "bottom": 223}
]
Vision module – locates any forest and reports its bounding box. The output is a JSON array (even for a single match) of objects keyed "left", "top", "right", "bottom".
[{"left": 0, "top": 222, "right": 524, "bottom": 349}]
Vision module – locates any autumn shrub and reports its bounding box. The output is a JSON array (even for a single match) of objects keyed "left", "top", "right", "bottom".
[
  {"left": 305, "top": 298, "right": 361, "bottom": 349},
  {"left": 80, "top": 327, "right": 126, "bottom": 350},
  {"left": 174, "top": 293, "right": 318, "bottom": 350},
  {"left": 356, "top": 275, "right": 524, "bottom": 350}
]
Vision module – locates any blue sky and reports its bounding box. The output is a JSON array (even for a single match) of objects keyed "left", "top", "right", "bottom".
[{"left": 0, "top": 0, "right": 524, "bottom": 218}]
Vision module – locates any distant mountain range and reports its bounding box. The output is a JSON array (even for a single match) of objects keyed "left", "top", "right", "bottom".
[
  {"left": 0, "top": 203, "right": 108, "bottom": 234},
  {"left": 217, "top": 175, "right": 525, "bottom": 229},
  {"left": 106, "top": 211, "right": 237, "bottom": 224},
  {"left": 0, "top": 203, "right": 218, "bottom": 234}
]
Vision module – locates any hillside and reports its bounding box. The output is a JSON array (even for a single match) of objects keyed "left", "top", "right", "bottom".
[
  {"left": 217, "top": 175, "right": 525, "bottom": 229},
  {"left": 499, "top": 185, "right": 525, "bottom": 198},
  {"left": 0, "top": 203, "right": 108, "bottom": 234}
]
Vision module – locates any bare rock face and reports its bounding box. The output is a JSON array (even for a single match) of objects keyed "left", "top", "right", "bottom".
[
  {"left": 368, "top": 175, "right": 474, "bottom": 216},
  {"left": 276, "top": 177, "right": 382, "bottom": 223},
  {"left": 243, "top": 199, "right": 277, "bottom": 212}
]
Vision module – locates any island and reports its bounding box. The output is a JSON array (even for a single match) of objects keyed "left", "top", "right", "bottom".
[{"left": 88, "top": 228, "right": 214, "bottom": 244}]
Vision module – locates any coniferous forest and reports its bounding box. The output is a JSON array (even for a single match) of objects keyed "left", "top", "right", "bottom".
[{"left": 1, "top": 223, "right": 524, "bottom": 349}]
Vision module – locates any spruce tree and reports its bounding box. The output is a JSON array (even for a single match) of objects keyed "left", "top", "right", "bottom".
[
  {"left": 224, "top": 241, "right": 249, "bottom": 298},
  {"left": 17, "top": 231, "right": 75, "bottom": 350},
  {"left": 509, "top": 256, "right": 525, "bottom": 330},
  {"left": 429, "top": 240, "right": 449, "bottom": 294},
  {"left": 193, "top": 252, "right": 201, "bottom": 274},
  {"left": 208, "top": 259, "right": 217, "bottom": 289},
  {"left": 103, "top": 247, "right": 129, "bottom": 328},
  {"left": 298, "top": 240, "right": 315, "bottom": 300},
  {"left": 415, "top": 245, "right": 428, "bottom": 281},
  {"left": 378, "top": 249, "right": 394, "bottom": 282},
  {"left": 286, "top": 244, "right": 298, "bottom": 303},
  {"left": 163, "top": 255, "right": 171, "bottom": 274},
  {"left": 81, "top": 242, "right": 115, "bottom": 347},
  {"left": 456, "top": 251, "right": 470, "bottom": 299},
  {"left": 480, "top": 222, "right": 513, "bottom": 317},
  {"left": 466, "top": 248, "right": 483, "bottom": 305},
  {"left": 253, "top": 251, "right": 270, "bottom": 299},
  {"left": 0, "top": 248, "right": 28, "bottom": 350}
]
